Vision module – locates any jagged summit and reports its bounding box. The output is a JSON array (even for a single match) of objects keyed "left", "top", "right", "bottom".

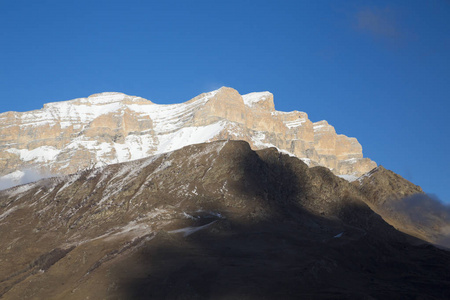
[
  {"left": 242, "top": 91, "right": 274, "bottom": 109},
  {"left": 0, "top": 87, "right": 376, "bottom": 185}
]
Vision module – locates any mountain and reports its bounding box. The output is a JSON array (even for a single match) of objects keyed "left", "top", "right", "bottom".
[
  {"left": 356, "top": 166, "right": 450, "bottom": 247},
  {"left": 0, "top": 87, "right": 376, "bottom": 183},
  {"left": 0, "top": 140, "right": 449, "bottom": 299}
]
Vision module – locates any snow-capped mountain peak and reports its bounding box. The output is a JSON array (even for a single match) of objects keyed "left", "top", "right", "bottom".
[{"left": 0, "top": 87, "right": 376, "bottom": 186}]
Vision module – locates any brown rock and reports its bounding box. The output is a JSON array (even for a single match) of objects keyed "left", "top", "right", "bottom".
[{"left": 0, "top": 88, "right": 376, "bottom": 178}]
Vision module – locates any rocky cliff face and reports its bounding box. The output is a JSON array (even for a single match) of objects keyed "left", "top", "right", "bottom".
[
  {"left": 0, "top": 87, "right": 376, "bottom": 181},
  {"left": 0, "top": 141, "right": 448, "bottom": 299}
]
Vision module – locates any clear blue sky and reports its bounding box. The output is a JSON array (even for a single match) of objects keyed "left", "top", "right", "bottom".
[{"left": 1, "top": 0, "right": 449, "bottom": 202}]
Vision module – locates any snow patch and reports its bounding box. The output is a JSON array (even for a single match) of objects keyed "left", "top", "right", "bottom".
[
  {"left": 284, "top": 118, "right": 306, "bottom": 129},
  {"left": 0, "top": 206, "right": 20, "bottom": 221},
  {"left": 357, "top": 166, "right": 380, "bottom": 184},
  {"left": 300, "top": 158, "right": 311, "bottom": 166},
  {"left": 127, "top": 90, "right": 218, "bottom": 133},
  {"left": 156, "top": 121, "right": 226, "bottom": 154},
  {"left": 338, "top": 174, "right": 358, "bottom": 182},
  {"left": 6, "top": 146, "right": 60, "bottom": 162},
  {"left": 251, "top": 131, "right": 296, "bottom": 157},
  {"left": 169, "top": 220, "right": 217, "bottom": 237},
  {"left": 334, "top": 232, "right": 344, "bottom": 238},
  {"left": 242, "top": 92, "right": 272, "bottom": 107}
]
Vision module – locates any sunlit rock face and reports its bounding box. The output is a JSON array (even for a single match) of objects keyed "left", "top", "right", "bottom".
[{"left": 0, "top": 87, "right": 376, "bottom": 179}]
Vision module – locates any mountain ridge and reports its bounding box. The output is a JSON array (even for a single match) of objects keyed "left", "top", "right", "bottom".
[
  {"left": 0, "top": 87, "right": 376, "bottom": 185},
  {"left": 0, "top": 140, "right": 448, "bottom": 299}
]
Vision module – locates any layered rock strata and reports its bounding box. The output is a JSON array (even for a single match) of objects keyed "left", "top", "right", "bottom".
[{"left": 0, "top": 87, "right": 376, "bottom": 179}]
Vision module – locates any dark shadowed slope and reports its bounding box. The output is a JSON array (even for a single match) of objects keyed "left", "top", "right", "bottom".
[{"left": 0, "top": 141, "right": 449, "bottom": 299}]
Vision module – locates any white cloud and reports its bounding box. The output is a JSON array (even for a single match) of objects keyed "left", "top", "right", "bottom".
[{"left": 0, "top": 169, "right": 53, "bottom": 190}]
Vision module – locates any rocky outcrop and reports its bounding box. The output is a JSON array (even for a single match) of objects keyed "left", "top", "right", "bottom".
[
  {"left": 0, "top": 87, "right": 376, "bottom": 180},
  {"left": 0, "top": 141, "right": 448, "bottom": 299},
  {"left": 357, "top": 166, "right": 424, "bottom": 205},
  {"left": 355, "top": 166, "right": 450, "bottom": 246}
]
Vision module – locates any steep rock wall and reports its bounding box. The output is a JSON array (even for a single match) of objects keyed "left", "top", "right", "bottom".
[{"left": 0, "top": 87, "right": 376, "bottom": 179}]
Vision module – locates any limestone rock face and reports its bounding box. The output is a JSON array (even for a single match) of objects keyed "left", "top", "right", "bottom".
[{"left": 0, "top": 87, "right": 376, "bottom": 180}]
